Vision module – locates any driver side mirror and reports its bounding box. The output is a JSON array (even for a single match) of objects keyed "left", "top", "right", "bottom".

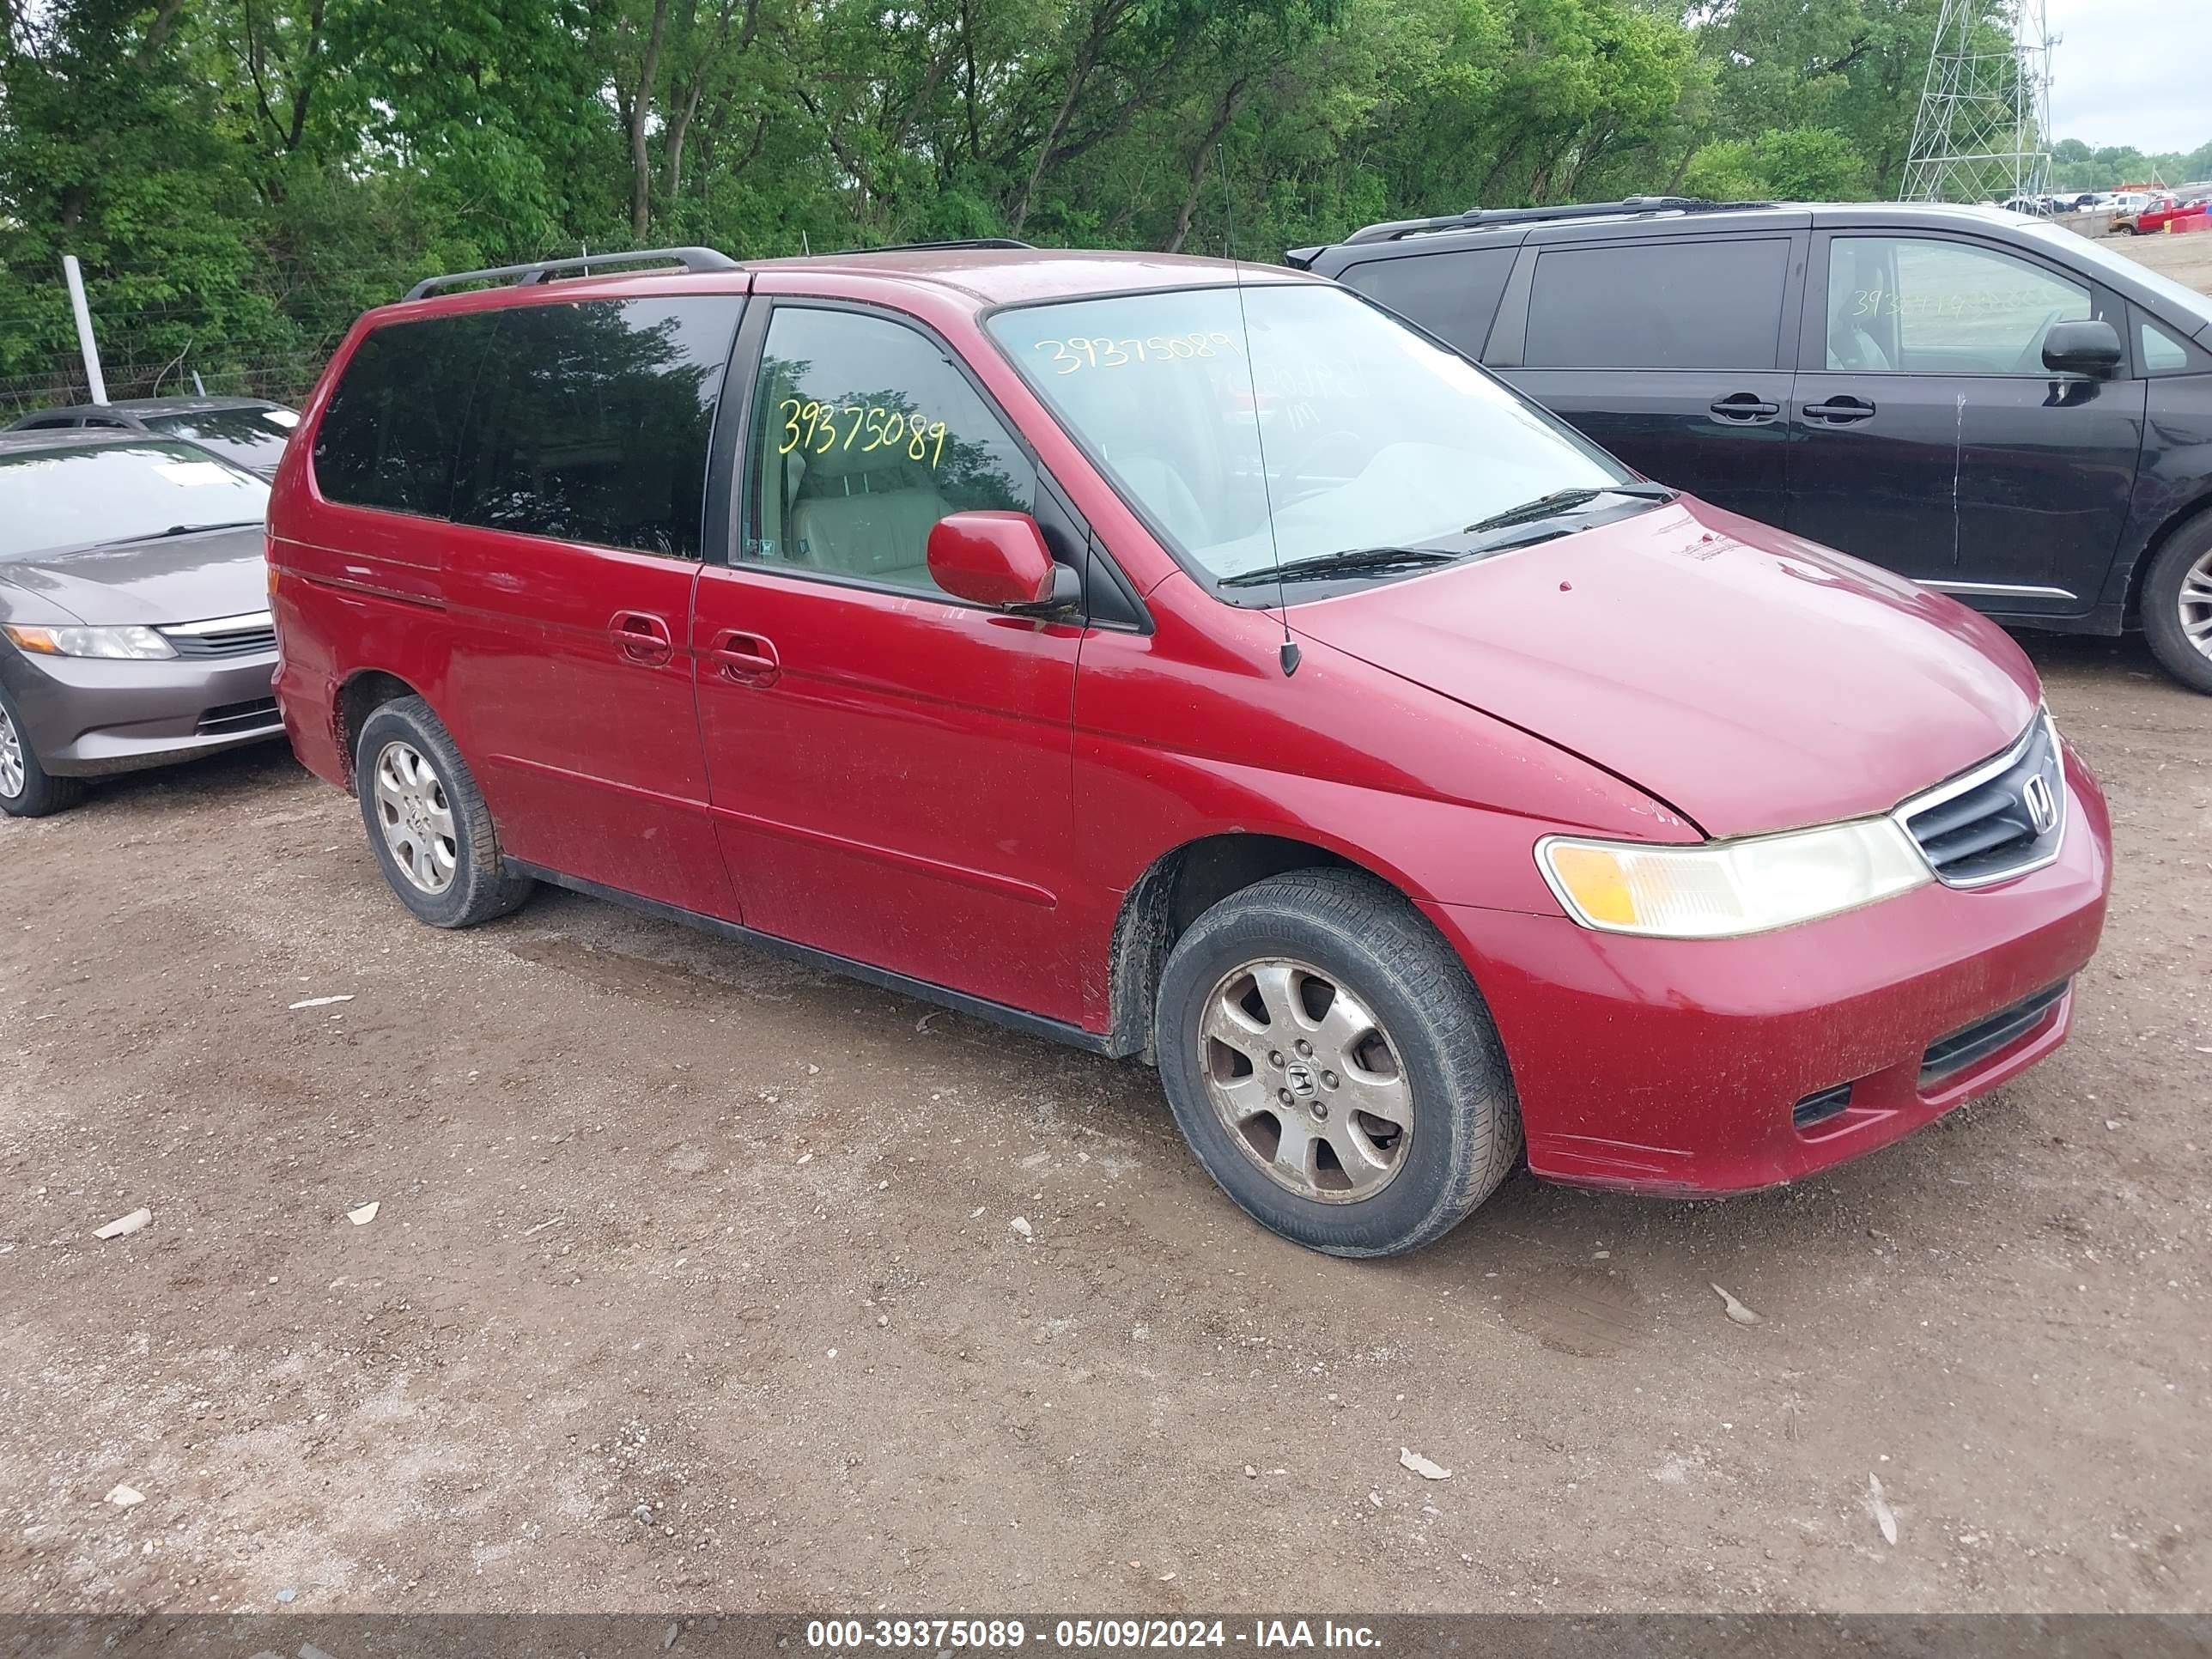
[
  {"left": 927, "top": 511, "right": 1079, "bottom": 615},
  {"left": 2042, "top": 319, "right": 2123, "bottom": 377}
]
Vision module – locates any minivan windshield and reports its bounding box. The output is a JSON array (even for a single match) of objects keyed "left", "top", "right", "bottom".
[
  {"left": 0, "top": 441, "right": 269, "bottom": 562},
  {"left": 988, "top": 283, "right": 1637, "bottom": 586}
]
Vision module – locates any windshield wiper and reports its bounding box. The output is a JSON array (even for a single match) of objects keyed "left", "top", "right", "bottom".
[
  {"left": 1218, "top": 546, "right": 1462, "bottom": 588},
  {"left": 94, "top": 520, "right": 263, "bottom": 548},
  {"left": 1463, "top": 482, "right": 1675, "bottom": 535}
]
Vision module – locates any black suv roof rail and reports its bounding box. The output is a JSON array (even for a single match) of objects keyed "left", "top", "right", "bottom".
[
  {"left": 404, "top": 246, "right": 740, "bottom": 301},
  {"left": 1324, "top": 196, "right": 1778, "bottom": 252}
]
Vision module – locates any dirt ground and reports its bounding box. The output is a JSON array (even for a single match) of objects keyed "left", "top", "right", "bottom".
[
  {"left": 1, "top": 633, "right": 2204, "bottom": 1617},
  {"left": 2096, "top": 225, "right": 2212, "bottom": 292},
  {"left": 4, "top": 234, "right": 2211, "bottom": 1619}
]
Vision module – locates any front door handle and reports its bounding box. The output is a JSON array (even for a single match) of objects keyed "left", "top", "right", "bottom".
[
  {"left": 1710, "top": 392, "right": 1781, "bottom": 423},
  {"left": 709, "top": 629, "right": 781, "bottom": 686},
  {"left": 611, "top": 610, "right": 673, "bottom": 665},
  {"left": 1803, "top": 395, "right": 1877, "bottom": 426}
]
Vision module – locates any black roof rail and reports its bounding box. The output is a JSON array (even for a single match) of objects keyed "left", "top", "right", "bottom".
[
  {"left": 815, "top": 237, "right": 1036, "bottom": 256},
  {"left": 1337, "top": 197, "right": 1778, "bottom": 247},
  {"left": 403, "top": 246, "right": 740, "bottom": 301}
]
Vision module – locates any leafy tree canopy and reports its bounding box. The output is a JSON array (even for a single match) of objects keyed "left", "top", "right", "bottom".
[{"left": 0, "top": 0, "right": 2197, "bottom": 406}]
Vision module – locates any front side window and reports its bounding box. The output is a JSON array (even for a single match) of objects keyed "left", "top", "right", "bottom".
[
  {"left": 313, "top": 313, "right": 496, "bottom": 516},
  {"left": 1826, "top": 237, "right": 2093, "bottom": 374},
  {"left": 0, "top": 441, "right": 269, "bottom": 562},
  {"left": 1524, "top": 238, "right": 1791, "bottom": 370},
  {"left": 987, "top": 283, "right": 1629, "bottom": 586},
  {"left": 450, "top": 297, "right": 743, "bottom": 559},
  {"left": 742, "top": 307, "right": 1034, "bottom": 595}
]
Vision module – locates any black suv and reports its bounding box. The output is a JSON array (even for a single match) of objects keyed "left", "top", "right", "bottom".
[{"left": 1291, "top": 198, "right": 2212, "bottom": 693}]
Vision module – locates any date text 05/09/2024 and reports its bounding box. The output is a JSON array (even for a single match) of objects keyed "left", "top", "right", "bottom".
[{"left": 804, "top": 1619, "right": 1382, "bottom": 1650}]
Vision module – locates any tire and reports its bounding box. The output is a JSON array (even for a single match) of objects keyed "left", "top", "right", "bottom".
[
  {"left": 1153, "top": 868, "right": 1522, "bottom": 1258},
  {"left": 2140, "top": 509, "right": 2212, "bottom": 696},
  {"left": 0, "top": 683, "right": 83, "bottom": 817},
  {"left": 354, "top": 696, "right": 533, "bottom": 927}
]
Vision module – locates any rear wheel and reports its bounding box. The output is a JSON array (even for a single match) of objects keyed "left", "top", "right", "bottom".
[
  {"left": 1154, "top": 869, "right": 1521, "bottom": 1257},
  {"left": 0, "top": 686, "right": 82, "bottom": 817},
  {"left": 2141, "top": 510, "right": 2212, "bottom": 696},
  {"left": 355, "top": 696, "right": 533, "bottom": 927}
]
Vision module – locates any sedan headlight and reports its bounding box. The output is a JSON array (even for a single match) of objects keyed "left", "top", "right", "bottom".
[
  {"left": 1538, "top": 817, "right": 1931, "bottom": 939},
  {"left": 3, "top": 623, "right": 177, "bottom": 660}
]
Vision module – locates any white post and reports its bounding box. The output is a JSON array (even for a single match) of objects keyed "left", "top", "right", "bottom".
[{"left": 62, "top": 255, "right": 109, "bottom": 405}]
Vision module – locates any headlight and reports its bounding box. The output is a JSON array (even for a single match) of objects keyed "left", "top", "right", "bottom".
[
  {"left": 1538, "top": 817, "right": 1931, "bottom": 939},
  {"left": 3, "top": 623, "right": 177, "bottom": 660}
]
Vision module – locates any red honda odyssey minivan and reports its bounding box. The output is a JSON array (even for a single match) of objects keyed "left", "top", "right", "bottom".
[{"left": 268, "top": 243, "right": 2112, "bottom": 1257}]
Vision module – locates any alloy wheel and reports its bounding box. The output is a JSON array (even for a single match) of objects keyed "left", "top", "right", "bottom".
[
  {"left": 1199, "top": 957, "right": 1413, "bottom": 1203},
  {"left": 371, "top": 740, "right": 459, "bottom": 894},
  {"left": 0, "top": 705, "right": 23, "bottom": 799},
  {"left": 2182, "top": 544, "right": 2212, "bottom": 661}
]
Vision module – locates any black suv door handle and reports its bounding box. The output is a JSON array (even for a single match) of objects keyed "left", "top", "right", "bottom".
[
  {"left": 1803, "top": 395, "right": 1876, "bottom": 426},
  {"left": 1709, "top": 392, "right": 1781, "bottom": 423}
]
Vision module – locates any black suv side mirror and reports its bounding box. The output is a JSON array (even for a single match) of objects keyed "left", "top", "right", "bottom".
[{"left": 2042, "top": 319, "right": 2123, "bottom": 377}]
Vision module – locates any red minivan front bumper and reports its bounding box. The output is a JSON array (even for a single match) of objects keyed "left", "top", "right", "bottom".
[{"left": 1427, "top": 746, "right": 2112, "bottom": 1194}]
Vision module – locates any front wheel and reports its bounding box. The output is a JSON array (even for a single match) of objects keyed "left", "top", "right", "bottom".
[
  {"left": 2140, "top": 511, "right": 2212, "bottom": 696},
  {"left": 1154, "top": 869, "right": 1521, "bottom": 1257},
  {"left": 0, "top": 685, "right": 82, "bottom": 817}
]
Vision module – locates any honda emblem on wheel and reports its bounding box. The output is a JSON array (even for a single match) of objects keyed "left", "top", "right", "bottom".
[{"left": 2022, "top": 773, "right": 2057, "bottom": 836}]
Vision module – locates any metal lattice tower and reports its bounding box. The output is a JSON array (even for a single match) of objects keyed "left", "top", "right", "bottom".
[{"left": 1899, "top": 0, "right": 2054, "bottom": 204}]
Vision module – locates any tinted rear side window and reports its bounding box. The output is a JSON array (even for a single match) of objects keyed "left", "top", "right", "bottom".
[
  {"left": 313, "top": 313, "right": 494, "bottom": 516},
  {"left": 450, "top": 297, "right": 743, "bottom": 559},
  {"left": 1337, "top": 248, "right": 1516, "bottom": 357},
  {"left": 1523, "top": 238, "right": 1790, "bottom": 370}
]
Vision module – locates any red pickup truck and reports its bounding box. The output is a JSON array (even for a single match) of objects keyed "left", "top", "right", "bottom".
[{"left": 2119, "top": 195, "right": 2208, "bottom": 234}]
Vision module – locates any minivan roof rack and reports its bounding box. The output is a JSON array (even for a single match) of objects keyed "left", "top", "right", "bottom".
[
  {"left": 404, "top": 246, "right": 740, "bottom": 301},
  {"left": 814, "top": 237, "right": 1036, "bottom": 256},
  {"left": 1333, "top": 196, "right": 1778, "bottom": 249}
]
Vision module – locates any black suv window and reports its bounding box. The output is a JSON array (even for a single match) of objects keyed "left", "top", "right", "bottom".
[
  {"left": 1336, "top": 247, "right": 1516, "bottom": 357},
  {"left": 1524, "top": 238, "right": 1791, "bottom": 370},
  {"left": 451, "top": 297, "right": 744, "bottom": 558},
  {"left": 313, "top": 313, "right": 495, "bottom": 517}
]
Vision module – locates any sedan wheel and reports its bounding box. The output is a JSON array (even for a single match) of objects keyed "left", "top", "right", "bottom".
[
  {"left": 1201, "top": 957, "right": 1413, "bottom": 1202},
  {"left": 370, "top": 738, "right": 459, "bottom": 894},
  {"left": 0, "top": 704, "right": 22, "bottom": 800}
]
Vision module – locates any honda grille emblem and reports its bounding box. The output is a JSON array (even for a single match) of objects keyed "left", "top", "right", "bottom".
[{"left": 2021, "top": 773, "right": 2057, "bottom": 836}]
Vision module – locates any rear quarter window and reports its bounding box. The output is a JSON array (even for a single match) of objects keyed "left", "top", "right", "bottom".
[
  {"left": 313, "top": 313, "right": 495, "bottom": 516},
  {"left": 1335, "top": 247, "right": 1516, "bottom": 358},
  {"left": 1523, "top": 237, "right": 1791, "bottom": 370}
]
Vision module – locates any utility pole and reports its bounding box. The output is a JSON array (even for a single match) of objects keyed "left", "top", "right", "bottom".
[
  {"left": 1900, "top": 0, "right": 2055, "bottom": 204},
  {"left": 62, "top": 255, "right": 110, "bottom": 404}
]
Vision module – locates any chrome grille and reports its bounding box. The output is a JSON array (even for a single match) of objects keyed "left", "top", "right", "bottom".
[
  {"left": 1898, "top": 715, "right": 2064, "bottom": 888},
  {"left": 159, "top": 611, "right": 276, "bottom": 659}
]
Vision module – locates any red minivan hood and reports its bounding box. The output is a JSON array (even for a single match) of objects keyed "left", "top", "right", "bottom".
[{"left": 1291, "top": 499, "right": 2042, "bottom": 838}]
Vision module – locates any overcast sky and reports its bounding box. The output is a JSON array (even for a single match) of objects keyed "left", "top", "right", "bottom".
[{"left": 2046, "top": 0, "right": 2210, "bottom": 155}]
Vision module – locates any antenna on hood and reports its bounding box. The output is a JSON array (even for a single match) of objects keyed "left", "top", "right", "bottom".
[{"left": 1219, "top": 144, "right": 1298, "bottom": 677}]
